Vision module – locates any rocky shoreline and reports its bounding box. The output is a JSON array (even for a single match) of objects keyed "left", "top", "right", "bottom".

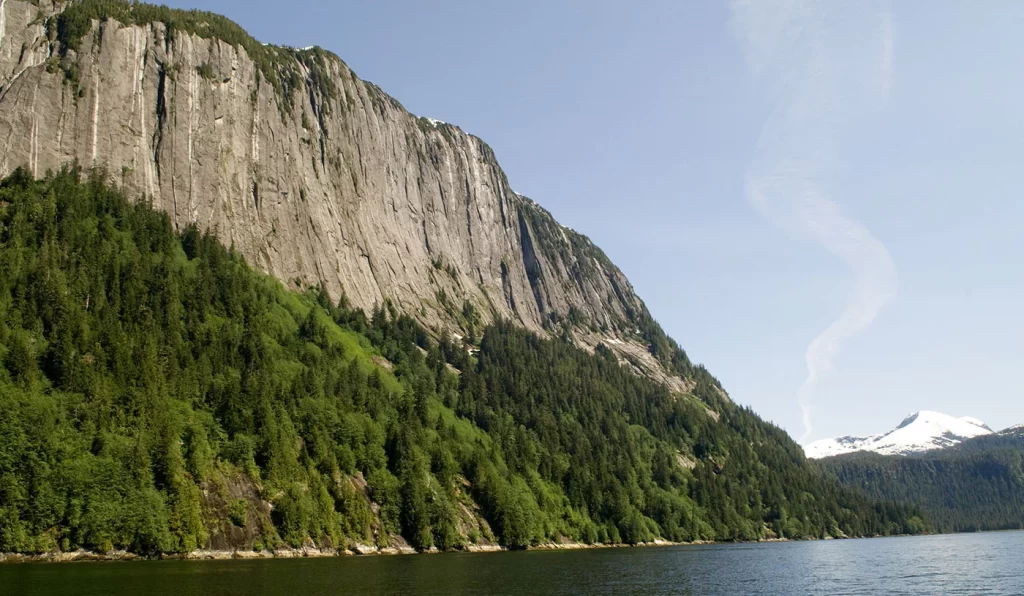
[
  {"left": 0, "top": 538, "right": 720, "bottom": 564},
  {"left": 0, "top": 545, "right": 416, "bottom": 564}
]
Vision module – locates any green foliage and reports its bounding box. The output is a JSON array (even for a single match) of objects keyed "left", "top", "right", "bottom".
[
  {"left": 366, "top": 469, "right": 401, "bottom": 537},
  {"left": 818, "top": 432, "right": 1024, "bottom": 533},
  {"left": 195, "top": 62, "right": 215, "bottom": 81},
  {"left": 52, "top": 0, "right": 342, "bottom": 115},
  {"left": 455, "top": 322, "right": 925, "bottom": 544},
  {"left": 228, "top": 500, "right": 248, "bottom": 528},
  {"left": 0, "top": 168, "right": 925, "bottom": 555}
]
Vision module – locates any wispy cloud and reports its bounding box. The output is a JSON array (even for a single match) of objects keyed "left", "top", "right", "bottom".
[{"left": 731, "top": 0, "right": 897, "bottom": 443}]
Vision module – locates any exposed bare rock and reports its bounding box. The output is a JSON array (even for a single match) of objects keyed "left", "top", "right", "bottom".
[
  {"left": 675, "top": 452, "right": 697, "bottom": 471},
  {"left": 0, "top": 0, "right": 700, "bottom": 395}
]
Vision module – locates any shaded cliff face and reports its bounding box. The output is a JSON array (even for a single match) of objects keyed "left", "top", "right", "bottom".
[{"left": 0, "top": 0, "right": 691, "bottom": 392}]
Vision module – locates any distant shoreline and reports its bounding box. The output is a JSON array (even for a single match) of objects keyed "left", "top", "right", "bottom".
[
  {"left": 0, "top": 537, "right": 808, "bottom": 564},
  {"left": 20, "top": 530, "right": 1016, "bottom": 564}
]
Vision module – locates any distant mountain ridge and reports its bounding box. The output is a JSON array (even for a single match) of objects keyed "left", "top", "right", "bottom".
[
  {"left": 817, "top": 429, "right": 1024, "bottom": 533},
  {"left": 0, "top": 0, "right": 928, "bottom": 558},
  {"left": 804, "top": 411, "right": 997, "bottom": 459}
]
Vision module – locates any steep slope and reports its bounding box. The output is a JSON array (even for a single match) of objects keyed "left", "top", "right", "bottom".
[
  {"left": 0, "top": 0, "right": 690, "bottom": 392},
  {"left": 817, "top": 431, "right": 1024, "bottom": 533},
  {"left": 0, "top": 171, "right": 924, "bottom": 556},
  {"left": 805, "top": 411, "right": 993, "bottom": 459}
]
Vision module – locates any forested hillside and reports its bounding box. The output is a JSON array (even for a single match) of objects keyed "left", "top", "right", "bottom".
[
  {"left": 0, "top": 169, "right": 925, "bottom": 555},
  {"left": 817, "top": 432, "right": 1024, "bottom": 533}
]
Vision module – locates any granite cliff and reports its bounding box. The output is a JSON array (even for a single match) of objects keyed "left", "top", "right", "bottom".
[
  {"left": 0, "top": 4, "right": 942, "bottom": 557},
  {"left": 0, "top": 0, "right": 699, "bottom": 392}
]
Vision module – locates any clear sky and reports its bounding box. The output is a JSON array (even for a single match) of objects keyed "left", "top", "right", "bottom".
[{"left": 162, "top": 0, "right": 1024, "bottom": 441}]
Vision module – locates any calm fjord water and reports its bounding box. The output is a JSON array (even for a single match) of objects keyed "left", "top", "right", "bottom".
[{"left": 3, "top": 531, "right": 1021, "bottom": 595}]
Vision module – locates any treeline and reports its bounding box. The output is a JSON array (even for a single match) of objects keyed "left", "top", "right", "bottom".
[
  {"left": 0, "top": 168, "right": 924, "bottom": 555},
  {"left": 52, "top": 0, "right": 339, "bottom": 114},
  {"left": 817, "top": 432, "right": 1024, "bottom": 533}
]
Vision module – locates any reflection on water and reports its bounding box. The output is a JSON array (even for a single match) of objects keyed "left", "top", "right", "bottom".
[{"left": 2, "top": 531, "right": 1022, "bottom": 595}]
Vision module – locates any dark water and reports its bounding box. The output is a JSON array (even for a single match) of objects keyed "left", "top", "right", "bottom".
[{"left": 2, "top": 532, "right": 1022, "bottom": 595}]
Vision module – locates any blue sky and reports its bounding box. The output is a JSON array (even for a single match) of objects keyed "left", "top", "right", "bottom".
[{"left": 164, "top": 0, "right": 1024, "bottom": 440}]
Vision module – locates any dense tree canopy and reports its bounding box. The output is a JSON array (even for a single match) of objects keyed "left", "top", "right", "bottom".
[
  {"left": 0, "top": 168, "right": 924, "bottom": 554},
  {"left": 817, "top": 432, "right": 1024, "bottom": 533}
]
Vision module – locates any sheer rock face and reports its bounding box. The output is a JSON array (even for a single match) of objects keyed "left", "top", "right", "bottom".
[{"left": 0, "top": 0, "right": 689, "bottom": 392}]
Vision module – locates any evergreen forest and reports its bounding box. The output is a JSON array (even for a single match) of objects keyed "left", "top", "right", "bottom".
[
  {"left": 0, "top": 169, "right": 925, "bottom": 555},
  {"left": 817, "top": 432, "right": 1024, "bottom": 533}
]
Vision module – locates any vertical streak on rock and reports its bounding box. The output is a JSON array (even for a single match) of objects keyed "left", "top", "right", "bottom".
[
  {"left": 136, "top": 27, "right": 154, "bottom": 199},
  {"left": 518, "top": 208, "right": 545, "bottom": 316},
  {"left": 91, "top": 71, "right": 100, "bottom": 165},
  {"left": 130, "top": 27, "right": 141, "bottom": 189},
  {"left": 165, "top": 39, "right": 177, "bottom": 226},
  {"left": 250, "top": 77, "right": 260, "bottom": 224},
  {"left": 251, "top": 88, "right": 259, "bottom": 162},
  {"left": 187, "top": 49, "right": 196, "bottom": 224},
  {"left": 29, "top": 84, "right": 36, "bottom": 176},
  {"left": 153, "top": 62, "right": 168, "bottom": 208},
  {"left": 0, "top": 0, "right": 7, "bottom": 60},
  {"left": 128, "top": 28, "right": 137, "bottom": 118},
  {"left": 55, "top": 95, "right": 64, "bottom": 161},
  {"left": 464, "top": 179, "right": 473, "bottom": 243},
  {"left": 0, "top": 0, "right": 7, "bottom": 61}
]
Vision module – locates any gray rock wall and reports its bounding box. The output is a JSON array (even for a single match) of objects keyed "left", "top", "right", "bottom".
[{"left": 0, "top": 0, "right": 689, "bottom": 392}]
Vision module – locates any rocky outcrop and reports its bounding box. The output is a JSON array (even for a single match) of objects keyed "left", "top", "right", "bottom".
[
  {"left": 0, "top": 0, "right": 693, "bottom": 392},
  {"left": 195, "top": 466, "right": 499, "bottom": 554}
]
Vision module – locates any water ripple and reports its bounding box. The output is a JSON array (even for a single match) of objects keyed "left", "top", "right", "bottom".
[{"left": 2, "top": 531, "right": 1023, "bottom": 595}]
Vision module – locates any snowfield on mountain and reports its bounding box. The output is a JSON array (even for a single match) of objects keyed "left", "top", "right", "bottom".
[{"left": 805, "top": 411, "right": 994, "bottom": 459}]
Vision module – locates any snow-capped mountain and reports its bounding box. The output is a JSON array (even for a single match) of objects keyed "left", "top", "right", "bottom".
[{"left": 804, "top": 411, "right": 994, "bottom": 459}]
